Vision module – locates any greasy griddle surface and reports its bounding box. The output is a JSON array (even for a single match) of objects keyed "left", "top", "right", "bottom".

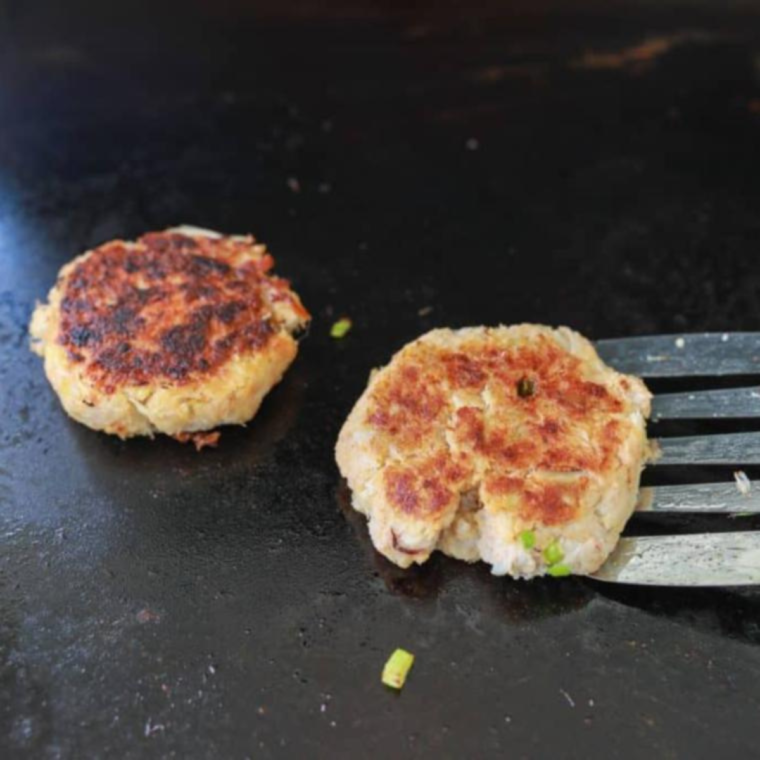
[{"left": 3, "top": 2, "right": 760, "bottom": 758}]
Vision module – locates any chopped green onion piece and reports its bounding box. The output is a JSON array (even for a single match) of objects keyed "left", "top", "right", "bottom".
[
  {"left": 519, "top": 530, "right": 536, "bottom": 550},
  {"left": 330, "top": 318, "right": 352, "bottom": 339},
  {"left": 547, "top": 563, "right": 571, "bottom": 577},
  {"left": 382, "top": 648, "right": 415, "bottom": 690},
  {"left": 543, "top": 540, "right": 564, "bottom": 566}
]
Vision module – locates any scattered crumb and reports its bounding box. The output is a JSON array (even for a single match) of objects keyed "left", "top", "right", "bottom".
[
  {"left": 574, "top": 37, "right": 672, "bottom": 70},
  {"left": 320, "top": 704, "right": 327, "bottom": 713},
  {"left": 734, "top": 470, "right": 752, "bottom": 496},
  {"left": 208, "top": 664, "right": 217, "bottom": 675},
  {"left": 257, "top": 706, "right": 267, "bottom": 716},
  {"left": 572, "top": 32, "right": 714, "bottom": 72},
  {"left": 417, "top": 306, "right": 434, "bottom": 317},
  {"left": 286, "top": 177, "right": 301, "bottom": 193},
  {"left": 136, "top": 608, "right": 161, "bottom": 624},
  {"left": 722, "top": 333, "right": 730, "bottom": 342},
  {"left": 174, "top": 431, "right": 221, "bottom": 451},
  {"left": 674, "top": 337, "right": 685, "bottom": 349},
  {"left": 465, "top": 137, "right": 480, "bottom": 151},
  {"left": 144, "top": 719, "right": 165, "bottom": 737},
  {"left": 559, "top": 688, "right": 575, "bottom": 708}
]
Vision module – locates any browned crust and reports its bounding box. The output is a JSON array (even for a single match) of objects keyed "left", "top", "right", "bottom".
[
  {"left": 363, "top": 332, "right": 640, "bottom": 527},
  {"left": 57, "top": 231, "right": 309, "bottom": 393}
]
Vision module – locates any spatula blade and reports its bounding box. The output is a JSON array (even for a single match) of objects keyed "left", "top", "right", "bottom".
[{"left": 589, "top": 532, "right": 760, "bottom": 586}]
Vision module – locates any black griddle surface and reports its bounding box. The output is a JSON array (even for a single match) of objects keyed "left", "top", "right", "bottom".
[{"left": 4, "top": 2, "right": 760, "bottom": 757}]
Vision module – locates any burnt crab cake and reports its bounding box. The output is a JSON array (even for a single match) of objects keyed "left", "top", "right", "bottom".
[
  {"left": 30, "top": 226, "right": 310, "bottom": 442},
  {"left": 335, "top": 325, "right": 651, "bottom": 578}
]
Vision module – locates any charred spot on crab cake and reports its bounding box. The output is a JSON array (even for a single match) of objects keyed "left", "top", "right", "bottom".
[
  {"left": 30, "top": 227, "right": 310, "bottom": 442},
  {"left": 335, "top": 325, "right": 651, "bottom": 578}
]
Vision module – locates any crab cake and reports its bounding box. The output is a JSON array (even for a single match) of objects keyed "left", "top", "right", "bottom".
[
  {"left": 30, "top": 226, "right": 310, "bottom": 443},
  {"left": 336, "top": 325, "right": 651, "bottom": 578}
]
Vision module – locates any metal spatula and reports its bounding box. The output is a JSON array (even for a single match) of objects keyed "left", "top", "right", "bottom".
[{"left": 588, "top": 332, "right": 760, "bottom": 586}]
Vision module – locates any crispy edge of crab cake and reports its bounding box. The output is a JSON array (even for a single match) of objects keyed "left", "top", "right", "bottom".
[
  {"left": 29, "top": 226, "right": 309, "bottom": 440},
  {"left": 335, "top": 325, "right": 651, "bottom": 578}
]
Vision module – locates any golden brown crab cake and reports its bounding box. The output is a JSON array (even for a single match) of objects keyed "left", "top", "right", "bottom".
[
  {"left": 29, "top": 226, "right": 310, "bottom": 442},
  {"left": 336, "top": 325, "right": 651, "bottom": 578}
]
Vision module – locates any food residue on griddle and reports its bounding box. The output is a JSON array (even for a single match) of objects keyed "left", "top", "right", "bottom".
[
  {"left": 174, "top": 431, "right": 221, "bottom": 451},
  {"left": 331, "top": 318, "right": 352, "bottom": 339},
  {"left": 382, "top": 648, "right": 415, "bottom": 690}
]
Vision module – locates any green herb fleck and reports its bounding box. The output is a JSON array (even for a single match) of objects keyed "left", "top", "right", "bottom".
[
  {"left": 547, "top": 563, "right": 571, "bottom": 577},
  {"left": 543, "top": 540, "right": 564, "bottom": 566},
  {"left": 519, "top": 530, "right": 536, "bottom": 550},
  {"left": 516, "top": 377, "right": 535, "bottom": 398},
  {"left": 382, "top": 648, "right": 415, "bottom": 690},
  {"left": 330, "top": 318, "right": 352, "bottom": 339}
]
